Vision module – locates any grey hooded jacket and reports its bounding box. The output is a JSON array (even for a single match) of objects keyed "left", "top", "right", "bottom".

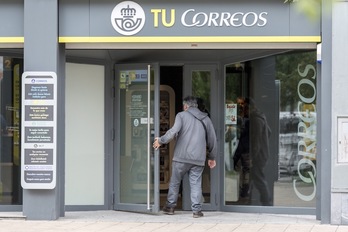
[{"left": 158, "top": 107, "right": 217, "bottom": 166}]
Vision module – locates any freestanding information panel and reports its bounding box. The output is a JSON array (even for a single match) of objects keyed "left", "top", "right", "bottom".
[{"left": 21, "top": 72, "right": 57, "bottom": 189}]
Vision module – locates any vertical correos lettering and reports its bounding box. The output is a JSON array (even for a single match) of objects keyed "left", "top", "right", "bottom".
[
  {"left": 297, "top": 79, "right": 316, "bottom": 104},
  {"left": 293, "top": 159, "right": 316, "bottom": 201},
  {"left": 298, "top": 64, "right": 316, "bottom": 80},
  {"left": 297, "top": 138, "right": 316, "bottom": 159},
  {"left": 297, "top": 102, "right": 316, "bottom": 124},
  {"left": 297, "top": 121, "right": 316, "bottom": 143},
  {"left": 293, "top": 63, "right": 317, "bottom": 201}
]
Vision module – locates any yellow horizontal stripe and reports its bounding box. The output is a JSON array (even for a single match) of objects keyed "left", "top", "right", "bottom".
[
  {"left": 59, "top": 36, "right": 321, "bottom": 43},
  {"left": 0, "top": 36, "right": 321, "bottom": 43},
  {"left": 0, "top": 37, "right": 24, "bottom": 43}
]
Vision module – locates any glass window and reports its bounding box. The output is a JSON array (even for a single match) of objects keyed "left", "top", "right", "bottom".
[
  {"left": 275, "top": 51, "right": 316, "bottom": 206},
  {"left": 0, "top": 56, "right": 23, "bottom": 205},
  {"left": 224, "top": 51, "right": 317, "bottom": 207}
]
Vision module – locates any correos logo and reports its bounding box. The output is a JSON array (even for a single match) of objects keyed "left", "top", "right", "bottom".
[{"left": 111, "top": 1, "right": 145, "bottom": 36}]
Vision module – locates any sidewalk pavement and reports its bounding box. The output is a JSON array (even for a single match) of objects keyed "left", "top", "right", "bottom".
[{"left": 0, "top": 210, "right": 348, "bottom": 232}]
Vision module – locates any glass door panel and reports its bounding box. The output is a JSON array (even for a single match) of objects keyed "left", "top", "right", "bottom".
[
  {"left": 182, "top": 64, "right": 217, "bottom": 211},
  {"left": 192, "top": 70, "right": 211, "bottom": 204},
  {"left": 224, "top": 63, "right": 246, "bottom": 205},
  {"left": 115, "top": 64, "right": 159, "bottom": 213}
]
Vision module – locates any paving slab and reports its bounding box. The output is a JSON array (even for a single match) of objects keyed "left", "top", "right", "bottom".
[{"left": 0, "top": 210, "right": 346, "bottom": 232}]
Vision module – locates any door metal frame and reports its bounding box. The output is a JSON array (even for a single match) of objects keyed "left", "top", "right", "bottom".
[{"left": 113, "top": 63, "right": 160, "bottom": 213}]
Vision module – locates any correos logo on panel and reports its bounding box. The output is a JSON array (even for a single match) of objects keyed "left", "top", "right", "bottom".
[{"left": 111, "top": 1, "right": 145, "bottom": 36}]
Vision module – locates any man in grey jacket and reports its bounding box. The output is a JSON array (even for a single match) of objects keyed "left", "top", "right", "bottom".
[{"left": 153, "top": 96, "right": 217, "bottom": 218}]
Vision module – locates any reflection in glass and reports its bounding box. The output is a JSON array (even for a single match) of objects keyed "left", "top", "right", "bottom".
[
  {"left": 0, "top": 56, "right": 22, "bottom": 205},
  {"left": 224, "top": 64, "right": 246, "bottom": 204},
  {"left": 224, "top": 51, "right": 316, "bottom": 208},
  {"left": 276, "top": 52, "right": 317, "bottom": 206}
]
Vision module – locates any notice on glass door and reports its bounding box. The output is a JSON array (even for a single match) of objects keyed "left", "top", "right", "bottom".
[
  {"left": 225, "top": 103, "right": 237, "bottom": 125},
  {"left": 21, "top": 72, "right": 57, "bottom": 190}
]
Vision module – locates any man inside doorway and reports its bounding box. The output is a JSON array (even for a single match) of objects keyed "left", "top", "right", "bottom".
[{"left": 153, "top": 96, "right": 217, "bottom": 218}]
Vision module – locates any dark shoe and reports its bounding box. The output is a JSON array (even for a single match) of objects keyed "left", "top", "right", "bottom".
[
  {"left": 162, "top": 206, "right": 174, "bottom": 215},
  {"left": 193, "top": 211, "right": 204, "bottom": 218}
]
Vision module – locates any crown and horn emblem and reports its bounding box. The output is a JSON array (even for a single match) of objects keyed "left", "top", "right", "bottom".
[{"left": 111, "top": 1, "right": 145, "bottom": 36}]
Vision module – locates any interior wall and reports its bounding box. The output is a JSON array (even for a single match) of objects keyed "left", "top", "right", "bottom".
[
  {"left": 160, "top": 66, "right": 183, "bottom": 113},
  {"left": 65, "top": 63, "right": 105, "bottom": 205}
]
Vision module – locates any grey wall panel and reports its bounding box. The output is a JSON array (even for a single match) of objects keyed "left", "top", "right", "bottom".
[
  {"left": 90, "top": 0, "right": 115, "bottom": 36},
  {"left": 60, "top": 0, "right": 319, "bottom": 38},
  {"left": 24, "top": 0, "right": 57, "bottom": 70},
  {"left": 23, "top": 0, "right": 64, "bottom": 220},
  {"left": 0, "top": 0, "right": 24, "bottom": 37},
  {"left": 0, "top": 0, "right": 320, "bottom": 38},
  {"left": 331, "top": 1, "right": 348, "bottom": 191},
  {"left": 89, "top": 0, "right": 289, "bottom": 37},
  {"left": 59, "top": 0, "right": 90, "bottom": 37},
  {"left": 289, "top": 3, "right": 321, "bottom": 36}
]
